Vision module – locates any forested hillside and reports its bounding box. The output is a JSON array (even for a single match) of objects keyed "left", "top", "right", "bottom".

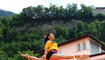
[
  {"left": 0, "top": 4, "right": 105, "bottom": 60},
  {"left": 0, "top": 9, "right": 14, "bottom": 16}
]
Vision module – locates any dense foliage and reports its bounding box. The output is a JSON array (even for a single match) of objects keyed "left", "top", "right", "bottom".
[{"left": 0, "top": 4, "right": 105, "bottom": 60}]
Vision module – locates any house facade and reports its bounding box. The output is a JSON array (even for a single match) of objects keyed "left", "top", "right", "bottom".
[
  {"left": 58, "top": 35, "right": 105, "bottom": 60},
  {"left": 91, "top": 6, "right": 105, "bottom": 15}
]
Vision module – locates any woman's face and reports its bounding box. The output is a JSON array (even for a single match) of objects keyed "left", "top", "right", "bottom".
[{"left": 48, "top": 33, "right": 55, "bottom": 40}]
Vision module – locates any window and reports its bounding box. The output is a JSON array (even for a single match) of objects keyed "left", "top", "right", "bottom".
[
  {"left": 83, "top": 42, "right": 86, "bottom": 50},
  {"left": 77, "top": 44, "right": 81, "bottom": 51},
  {"left": 90, "top": 40, "right": 100, "bottom": 55}
]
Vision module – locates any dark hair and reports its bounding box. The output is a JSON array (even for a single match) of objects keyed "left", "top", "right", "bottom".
[
  {"left": 44, "top": 33, "right": 50, "bottom": 46},
  {"left": 46, "top": 34, "right": 50, "bottom": 40}
]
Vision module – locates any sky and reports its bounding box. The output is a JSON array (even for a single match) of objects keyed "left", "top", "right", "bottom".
[{"left": 0, "top": 0, "right": 105, "bottom": 13}]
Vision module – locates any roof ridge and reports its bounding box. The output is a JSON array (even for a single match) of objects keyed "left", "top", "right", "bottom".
[{"left": 58, "top": 34, "right": 105, "bottom": 47}]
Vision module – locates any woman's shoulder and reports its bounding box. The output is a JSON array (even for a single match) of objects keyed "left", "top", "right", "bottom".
[
  {"left": 47, "top": 41, "right": 55, "bottom": 43},
  {"left": 46, "top": 41, "right": 51, "bottom": 43},
  {"left": 47, "top": 41, "right": 52, "bottom": 43}
]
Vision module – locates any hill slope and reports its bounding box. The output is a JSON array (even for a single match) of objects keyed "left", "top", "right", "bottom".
[{"left": 0, "top": 9, "right": 14, "bottom": 16}]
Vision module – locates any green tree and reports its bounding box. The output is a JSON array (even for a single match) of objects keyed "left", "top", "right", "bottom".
[
  {"left": 21, "top": 5, "right": 44, "bottom": 23},
  {"left": 73, "top": 21, "right": 86, "bottom": 37},
  {"left": 65, "top": 4, "right": 72, "bottom": 21},
  {"left": 55, "top": 36, "right": 67, "bottom": 44},
  {"left": 77, "top": 4, "right": 94, "bottom": 21},
  {"left": 95, "top": 13, "right": 105, "bottom": 20},
  {"left": 70, "top": 3, "right": 78, "bottom": 19},
  {"left": 0, "top": 50, "right": 8, "bottom": 60},
  {"left": 87, "top": 22, "right": 98, "bottom": 37},
  {"left": 93, "top": 20, "right": 102, "bottom": 39},
  {"left": 55, "top": 25, "right": 69, "bottom": 39},
  {"left": 2, "top": 42, "right": 21, "bottom": 57},
  {"left": 11, "top": 50, "right": 40, "bottom": 60},
  {"left": 68, "top": 29, "right": 75, "bottom": 40},
  {"left": 100, "top": 20, "right": 105, "bottom": 41},
  {"left": 0, "top": 29, "right": 3, "bottom": 40},
  {"left": 57, "top": 6, "right": 65, "bottom": 20}
]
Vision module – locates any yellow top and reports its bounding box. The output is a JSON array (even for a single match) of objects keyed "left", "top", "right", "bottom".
[{"left": 44, "top": 41, "right": 59, "bottom": 53}]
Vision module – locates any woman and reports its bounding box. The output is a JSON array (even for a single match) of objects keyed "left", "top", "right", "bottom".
[
  {"left": 42, "top": 33, "right": 75, "bottom": 60},
  {"left": 21, "top": 33, "right": 89, "bottom": 60}
]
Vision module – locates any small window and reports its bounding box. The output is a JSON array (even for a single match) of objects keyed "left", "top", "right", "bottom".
[
  {"left": 77, "top": 44, "right": 81, "bottom": 51},
  {"left": 83, "top": 42, "right": 86, "bottom": 50}
]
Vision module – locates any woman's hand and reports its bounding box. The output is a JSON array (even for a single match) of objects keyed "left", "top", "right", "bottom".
[
  {"left": 21, "top": 54, "right": 30, "bottom": 60},
  {"left": 21, "top": 54, "right": 29, "bottom": 57}
]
